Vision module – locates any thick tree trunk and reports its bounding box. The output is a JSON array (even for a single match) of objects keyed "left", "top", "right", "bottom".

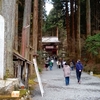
[
  {"left": 77, "top": 0, "right": 81, "bottom": 59},
  {"left": 66, "top": 1, "right": 70, "bottom": 56},
  {"left": 74, "top": 0, "right": 77, "bottom": 57},
  {"left": 1, "top": 0, "right": 16, "bottom": 76},
  {"left": 21, "top": 0, "right": 32, "bottom": 88},
  {"left": 14, "top": 3, "right": 18, "bottom": 51},
  {"left": 86, "top": 0, "right": 91, "bottom": 37},
  {"left": 33, "top": 0, "right": 38, "bottom": 54},
  {"left": 21, "top": 0, "right": 32, "bottom": 59},
  {"left": 38, "top": 0, "right": 43, "bottom": 51},
  {"left": 70, "top": 0, "right": 75, "bottom": 57}
]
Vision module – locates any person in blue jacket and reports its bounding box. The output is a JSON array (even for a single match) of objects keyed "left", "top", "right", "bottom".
[{"left": 76, "top": 59, "right": 83, "bottom": 84}]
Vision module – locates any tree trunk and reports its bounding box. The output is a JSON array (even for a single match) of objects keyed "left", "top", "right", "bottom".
[
  {"left": 21, "top": 0, "right": 32, "bottom": 88},
  {"left": 14, "top": 3, "right": 18, "bottom": 51},
  {"left": 1, "top": 0, "right": 16, "bottom": 75},
  {"left": 21, "top": 0, "right": 32, "bottom": 59},
  {"left": 74, "top": 0, "right": 77, "bottom": 58},
  {"left": 33, "top": 0, "right": 38, "bottom": 55},
  {"left": 70, "top": 0, "right": 75, "bottom": 57},
  {"left": 77, "top": 0, "right": 81, "bottom": 59},
  {"left": 38, "top": 0, "right": 43, "bottom": 51},
  {"left": 86, "top": 0, "right": 91, "bottom": 37},
  {"left": 66, "top": 1, "right": 70, "bottom": 56}
]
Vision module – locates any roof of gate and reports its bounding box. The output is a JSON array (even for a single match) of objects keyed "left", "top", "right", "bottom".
[{"left": 42, "top": 37, "right": 60, "bottom": 43}]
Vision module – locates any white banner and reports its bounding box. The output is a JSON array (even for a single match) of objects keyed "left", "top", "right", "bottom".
[
  {"left": 0, "top": 15, "right": 5, "bottom": 79},
  {"left": 33, "top": 58, "right": 44, "bottom": 97}
]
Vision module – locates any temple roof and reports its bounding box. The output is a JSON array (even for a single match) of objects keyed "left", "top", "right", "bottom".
[{"left": 42, "top": 37, "right": 60, "bottom": 43}]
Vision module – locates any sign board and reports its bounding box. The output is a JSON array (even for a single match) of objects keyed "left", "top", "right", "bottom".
[
  {"left": 33, "top": 58, "right": 44, "bottom": 97},
  {"left": 11, "top": 91, "right": 20, "bottom": 97},
  {"left": 45, "top": 46, "right": 54, "bottom": 49},
  {"left": 0, "top": 15, "right": 5, "bottom": 79}
]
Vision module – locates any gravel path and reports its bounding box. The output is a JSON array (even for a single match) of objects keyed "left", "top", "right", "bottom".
[{"left": 31, "top": 62, "right": 100, "bottom": 100}]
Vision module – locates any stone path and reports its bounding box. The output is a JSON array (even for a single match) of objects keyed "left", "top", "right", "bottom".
[{"left": 31, "top": 62, "right": 100, "bottom": 100}]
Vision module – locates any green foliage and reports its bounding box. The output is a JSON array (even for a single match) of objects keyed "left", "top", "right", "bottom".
[
  {"left": 38, "top": 67, "right": 42, "bottom": 72},
  {"left": 43, "top": 8, "right": 64, "bottom": 31},
  {"left": 4, "top": 69, "right": 10, "bottom": 80},
  {"left": 20, "top": 89, "right": 28, "bottom": 97},
  {"left": 37, "top": 50, "right": 43, "bottom": 58},
  {"left": 43, "top": 0, "right": 65, "bottom": 34},
  {"left": 85, "top": 33, "right": 100, "bottom": 56},
  {"left": 37, "top": 50, "right": 43, "bottom": 63}
]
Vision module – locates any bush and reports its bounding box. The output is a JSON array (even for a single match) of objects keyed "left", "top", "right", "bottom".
[{"left": 38, "top": 67, "right": 42, "bottom": 72}]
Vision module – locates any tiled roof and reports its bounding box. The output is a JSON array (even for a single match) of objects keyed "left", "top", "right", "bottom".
[{"left": 42, "top": 37, "right": 60, "bottom": 43}]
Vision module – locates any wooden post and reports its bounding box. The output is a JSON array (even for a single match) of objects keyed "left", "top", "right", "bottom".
[{"left": 21, "top": 28, "right": 26, "bottom": 57}]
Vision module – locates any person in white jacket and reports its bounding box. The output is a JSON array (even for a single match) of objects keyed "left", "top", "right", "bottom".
[{"left": 63, "top": 63, "right": 71, "bottom": 85}]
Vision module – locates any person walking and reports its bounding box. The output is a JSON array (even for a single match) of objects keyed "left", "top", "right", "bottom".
[
  {"left": 62, "top": 60, "right": 66, "bottom": 68},
  {"left": 51, "top": 59, "right": 54, "bottom": 66},
  {"left": 70, "top": 61, "right": 74, "bottom": 70},
  {"left": 63, "top": 63, "right": 71, "bottom": 85},
  {"left": 49, "top": 60, "right": 53, "bottom": 70},
  {"left": 45, "top": 59, "right": 49, "bottom": 71},
  {"left": 76, "top": 59, "right": 83, "bottom": 84},
  {"left": 56, "top": 60, "right": 59, "bottom": 68},
  {"left": 58, "top": 60, "right": 61, "bottom": 69}
]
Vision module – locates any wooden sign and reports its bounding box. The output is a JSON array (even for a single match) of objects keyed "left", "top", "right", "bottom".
[{"left": 11, "top": 91, "right": 20, "bottom": 97}]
